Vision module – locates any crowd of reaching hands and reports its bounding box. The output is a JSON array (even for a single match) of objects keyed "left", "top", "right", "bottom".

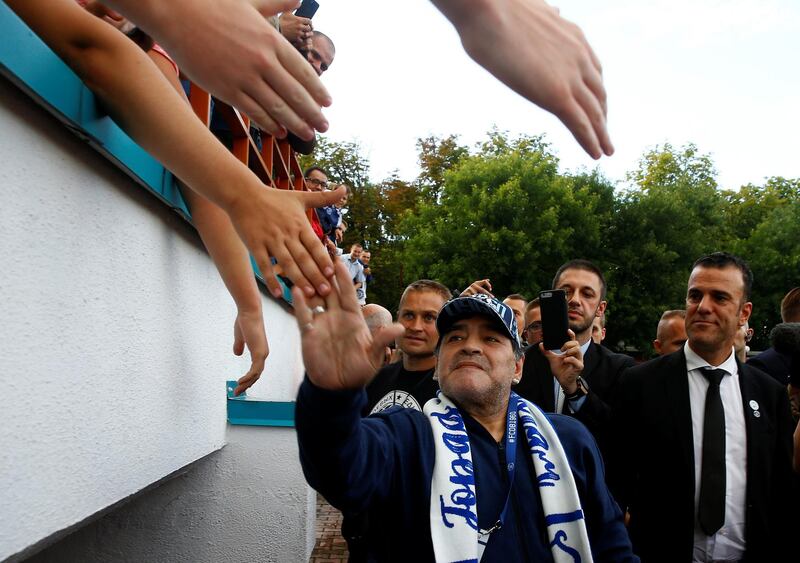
[
  {"left": 10, "top": 2, "right": 800, "bottom": 559},
  {"left": 7, "top": 0, "right": 612, "bottom": 395}
]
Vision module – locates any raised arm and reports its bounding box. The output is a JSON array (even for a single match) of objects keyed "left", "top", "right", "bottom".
[
  {"left": 431, "top": 0, "right": 612, "bottom": 159},
  {"left": 460, "top": 279, "right": 494, "bottom": 297},
  {"left": 181, "top": 186, "right": 268, "bottom": 395},
  {"left": 292, "top": 261, "right": 403, "bottom": 391},
  {"left": 103, "top": 0, "right": 330, "bottom": 141},
  {"left": 9, "top": 0, "right": 344, "bottom": 299},
  {"left": 293, "top": 261, "right": 406, "bottom": 509},
  {"left": 77, "top": 0, "right": 610, "bottom": 158},
  {"left": 138, "top": 45, "right": 268, "bottom": 395}
]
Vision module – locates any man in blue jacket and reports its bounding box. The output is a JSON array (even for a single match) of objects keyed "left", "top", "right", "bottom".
[{"left": 293, "top": 261, "right": 636, "bottom": 562}]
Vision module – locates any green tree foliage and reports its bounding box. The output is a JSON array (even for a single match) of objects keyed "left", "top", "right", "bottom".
[
  {"left": 732, "top": 194, "right": 800, "bottom": 345},
  {"left": 360, "top": 174, "right": 426, "bottom": 311},
  {"left": 722, "top": 177, "right": 800, "bottom": 345},
  {"left": 402, "top": 133, "right": 615, "bottom": 302},
  {"left": 298, "top": 136, "right": 377, "bottom": 247},
  {"left": 415, "top": 134, "right": 469, "bottom": 203},
  {"left": 724, "top": 177, "right": 800, "bottom": 238},
  {"left": 298, "top": 133, "right": 799, "bottom": 355},
  {"left": 603, "top": 144, "right": 731, "bottom": 351},
  {"left": 298, "top": 136, "right": 370, "bottom": 190}
]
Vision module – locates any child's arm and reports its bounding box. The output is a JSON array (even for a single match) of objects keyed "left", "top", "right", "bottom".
[
  {"left": 143, "top": 49, "right": 267, "bottom": 394},
  {"left": 185, "top": 186, "right": 268, "bottom": 395},
  {"left": 431, "top": 0, "right": 611, "bottom": 159},
  {"left": 103, "top": 0, "right": 330, "bottom": 141},
  {"left": 8, "top": 0, "right": 344, "bottom": 301}
]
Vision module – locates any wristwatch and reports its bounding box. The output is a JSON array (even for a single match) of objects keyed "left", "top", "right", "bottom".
[{"left": 564, "top": 376, "right": 589, "bottom": 401}]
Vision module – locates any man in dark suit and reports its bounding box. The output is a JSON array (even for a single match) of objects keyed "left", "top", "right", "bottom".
[
  {"left": 515, "top": 260, "right": 635, "bottom": 445},
  {"left": 608, "top": 252, "right": 794, "bottom": 562},
  {"left": 747, "top": 286, "right": 800, "bottom": 386}
]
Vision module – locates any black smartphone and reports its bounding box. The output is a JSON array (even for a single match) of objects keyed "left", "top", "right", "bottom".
[
  {"left": 539, "top": 289, "right": 569, "bottom": 351},
  {"left": 295, "top": 0, "right": 319, "bottom": 19}
]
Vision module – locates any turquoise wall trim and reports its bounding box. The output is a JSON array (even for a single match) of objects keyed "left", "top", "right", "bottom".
[
  {"left": 0, "top": 2, "right": 289, "bottom": 298},
  {"left": 0, "top": 3, "right": 188, "bottom": 217},
  {"left": 226, "top": 381, "right": 295, "bottom": 427}
]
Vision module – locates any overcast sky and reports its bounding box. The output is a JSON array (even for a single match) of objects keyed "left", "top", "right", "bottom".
[{"left": 311, "top": 0, "right": 799, "bottom": 190}]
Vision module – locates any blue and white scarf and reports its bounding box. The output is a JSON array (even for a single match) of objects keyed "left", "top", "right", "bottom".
[{"left": 424, "top": 390, "right": 593, "bottom": 563}]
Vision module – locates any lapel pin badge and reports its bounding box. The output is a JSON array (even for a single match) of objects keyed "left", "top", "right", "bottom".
[{"left": 749, "top": 400, "right": 760, "bottom": 417}]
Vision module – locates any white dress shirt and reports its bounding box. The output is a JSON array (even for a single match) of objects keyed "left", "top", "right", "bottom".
[
  {"left": 684, "top": 342, "right": 747, "bottom": 562},
  {"left": 340, "top": 254, "right": 365, "bottom": 287}
]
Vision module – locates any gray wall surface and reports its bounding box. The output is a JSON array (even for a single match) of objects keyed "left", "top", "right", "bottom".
[
  {"left": 0, "top": 70, "right": 314, "bottom": 563},
  {"left": 25, "top": 426, "right": 316, "bottom": 563}
]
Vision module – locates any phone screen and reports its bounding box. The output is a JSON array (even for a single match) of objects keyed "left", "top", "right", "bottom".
[{"left": 539, "top": 289, "right": 569, "bottom": 351}]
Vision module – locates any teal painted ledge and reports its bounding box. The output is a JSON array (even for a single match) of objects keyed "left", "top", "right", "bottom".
[
  {"left": 0, "top": 2, "right": 187, "bottom": 217},
  {"left": 226, "top": 381, "right": 295, "bottom": 427},
  {"left": 0, "top": 3, "right": 289, "bottom": 300}
]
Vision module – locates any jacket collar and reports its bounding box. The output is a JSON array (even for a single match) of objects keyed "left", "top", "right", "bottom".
[
  {"left": 664, "top": 348, "right": 696, "bottom": 494},
  {"left": 582, "top": 340, "right": 599, "bottom": 378}
]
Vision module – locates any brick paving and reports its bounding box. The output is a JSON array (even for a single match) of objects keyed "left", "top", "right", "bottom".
[{"left": 310, "top": 495, "right": 348, "bottom": 563}]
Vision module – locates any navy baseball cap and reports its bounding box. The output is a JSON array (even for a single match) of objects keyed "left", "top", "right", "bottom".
[{"left": 436, "top": 294, "right": 522, "bottom": 354}]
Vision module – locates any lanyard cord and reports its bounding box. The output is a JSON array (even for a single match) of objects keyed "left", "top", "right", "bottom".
[{"left": 478, "top": 393, "right": 519, "bottom": 538}]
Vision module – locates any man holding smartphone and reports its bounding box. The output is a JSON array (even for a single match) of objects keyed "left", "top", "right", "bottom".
[{"left": 515, "top": 259, "right": 634, "bottom": 451}]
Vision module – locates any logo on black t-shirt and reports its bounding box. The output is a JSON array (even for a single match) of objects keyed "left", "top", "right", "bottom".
[{"left": 369, "top": 390, "right": 423, "bottom": 414}]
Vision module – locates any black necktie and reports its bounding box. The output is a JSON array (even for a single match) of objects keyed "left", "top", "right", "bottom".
[{"left": 698, "top": 367, "right": 727, "bottom": 535}]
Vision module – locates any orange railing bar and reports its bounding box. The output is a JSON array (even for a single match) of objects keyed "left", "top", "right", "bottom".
[{"left": 186, "top": 82, "right": 324, "bottom": 242}]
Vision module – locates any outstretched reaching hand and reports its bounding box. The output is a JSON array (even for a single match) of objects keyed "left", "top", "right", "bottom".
[
  {"left": 106, "top": 0, "right": 330, "bottom": 141},
  {"left": 227, "top": 184, "right": 347, "bottom": 299},
  {"left": 432, "top": 0, "right": 613, "bottom": 159},
  {"left": 232, "top": 308, "right": 269, "bottom": 395},
  {"left": 8, "top": 0, "right": 346, "bottom": 300},
  {"left": 293, "top": 261, "right": 405, "bottom": 390}
]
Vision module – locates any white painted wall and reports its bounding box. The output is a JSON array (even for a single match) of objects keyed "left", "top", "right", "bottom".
[
  {"left": 24, "top": 426, "right": 317, "bottom": 563},
  {"left": 0, "top": 78, "right": 310, "bottom": 562}
]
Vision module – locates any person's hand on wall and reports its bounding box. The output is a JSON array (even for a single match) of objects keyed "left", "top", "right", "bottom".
[
  {"left": 105, "top": 0, "right": 331, "bottom": 141},
  {"left": 279, "top": 11, "right": 313, "bottom": 52},
  {"left": 227, "top": 185, "right": 347, "bottom": 299},
  {"left": 431, "top": 0, "right": 612, "bottom": 159},
  {"left": 293, "top": 261, "right": 404, "bottom": 390},
  {"left": 233, "top": 308, "right": 269, "bottom": 395}
]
